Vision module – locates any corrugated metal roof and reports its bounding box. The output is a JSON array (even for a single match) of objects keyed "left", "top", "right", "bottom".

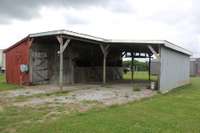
[
  {"left": 8, "top": 29, "right": 192, "bottom": 56},
  {"left": 29, "top": 29, "right": 108, "bottom": 42}
]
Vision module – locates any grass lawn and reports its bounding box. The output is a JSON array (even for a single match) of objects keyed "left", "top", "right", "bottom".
[
  {"left": 0, "top": 74, "right": 19, "bottom": 91},
  {"left": 1, "top": 77, "right": 200, "bottom": 133},
  {"left": 123, "top": 71, "right": 158, "bottom": 81}
]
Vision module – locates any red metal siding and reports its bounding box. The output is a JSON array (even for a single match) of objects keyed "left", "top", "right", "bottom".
[{"left": 5, "top": 39, "right": 30, "bottom": 85}]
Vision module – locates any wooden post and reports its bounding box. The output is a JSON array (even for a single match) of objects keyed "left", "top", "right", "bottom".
[
  {"left": 60, "top": 43, "right": 63, "bottom": 90},
  {"left": 149, "top": 55, "right": 151, "bottom": 81},
  {"left": 28, "top": 38, "right": 34, "bottom": 84},
  {"left": 131, "top": 52, "right": 134, "bottom": 81},
  {"left": 103, "top": 55, "right": 106, "bottom": 84},
  {"left": 56, "top": 36, "right": 70, "bottom": 91},
  {"left": 71, "top": 62, "right": 74, "bottom": 84},
  {"left": 69, "top": 53, "right": 74, "bottom": 85},
  {"left": 100, "top": 44, "right": 110, "bottom": 84}
]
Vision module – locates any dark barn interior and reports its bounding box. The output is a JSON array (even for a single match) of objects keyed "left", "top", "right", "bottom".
[{"left": 29, "top": 35, "right": 160, "bottom": 85}]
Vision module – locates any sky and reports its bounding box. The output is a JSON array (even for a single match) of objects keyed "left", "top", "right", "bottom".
[{"left": 0, "top": 0, "right": 200, "bottom": 57}]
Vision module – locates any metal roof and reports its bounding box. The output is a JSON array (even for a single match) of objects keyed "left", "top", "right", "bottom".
[{"left": 25, "top": 29, "right": 192, "bottom": 56}]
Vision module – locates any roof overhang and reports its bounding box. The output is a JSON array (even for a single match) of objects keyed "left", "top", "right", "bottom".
[{"left": 5, "top": 29, "right": 192, "bottom": 56}]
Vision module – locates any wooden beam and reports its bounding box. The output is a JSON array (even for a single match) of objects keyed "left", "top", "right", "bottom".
[
  {"left": 149, "top": 55, "right": 151, "bottom": 81},
  {"left": 131, "top": 52, "right": 134, "bottom": 81},
  {"left": 100, "top": 44, "right": 110, "bottom": 84},
  {"left": 100, "top": 44, "right": 110, "bottom": 55},
  {"left": 121, "top": 52, "right": 127, "bottom": 57},
  {"left": 62, "top": 39, "right": 70, "bottom": 52},
  {"left": 28, "top": 38, "right": 34, "bottom": 48},
  {"left": 57, "top": 36, "right": 63, "bottom": 46},
  {"left": 56, "top": 36, "right": 71, "bottom": 90},
  {"left": 69, "top": 52, "right": 74, "bottom": 85},
  {"left": 28, "top": 38, "right": 34, "bottom": 84},
  {"left": 59, "top": 40, "right": 63, "bottom": 91},
  {"left": 56, "top": 36, "right": 64, "bottom": 91},
  {"left": 148, "top": 45, "right": 160, "bottom": 59}
]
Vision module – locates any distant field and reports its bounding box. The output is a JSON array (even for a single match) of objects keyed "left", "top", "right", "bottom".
[
  {"left": 0, "top": 74, "right": 19, "bottom": 91},
  {"left": 123, "top": 71, "right": 158, "bottom": 81}
]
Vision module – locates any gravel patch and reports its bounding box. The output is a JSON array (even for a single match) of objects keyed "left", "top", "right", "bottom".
[{"left": 5, "top": 83, "right": 156, "bottom": 107}]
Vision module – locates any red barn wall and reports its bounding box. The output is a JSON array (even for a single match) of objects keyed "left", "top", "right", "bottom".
[{"left": 5, "top": 39, "right": 30, "bottom": 85}]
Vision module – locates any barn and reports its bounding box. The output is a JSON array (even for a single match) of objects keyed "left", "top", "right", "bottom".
[
  {"left": 190, "top": 58, "right": 200, "bottom": 76},
  {"left": 4, "top": 30, "right": 192, "bottom": 93}
]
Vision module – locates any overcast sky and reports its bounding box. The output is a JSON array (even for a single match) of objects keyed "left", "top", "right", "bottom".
[{"left": 1, "top": 0, "right": 200, "bottom": 57}]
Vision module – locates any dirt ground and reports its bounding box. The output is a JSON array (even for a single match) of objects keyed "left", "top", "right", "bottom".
[{"left": 0, "top": 83, "right": 156, "bottom": 106}]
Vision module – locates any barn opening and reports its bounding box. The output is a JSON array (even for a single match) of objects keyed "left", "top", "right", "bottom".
[
  {"left": 30, "top": 36, "right": 123, "bottom": 85},
  {"left": 30, "top": 35, "right": 160, "bottom": 87},
  {"left": 4, "top": 30, "right": 191, "bottom": 93}
]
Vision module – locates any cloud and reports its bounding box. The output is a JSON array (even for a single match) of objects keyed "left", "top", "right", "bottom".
[
  {"left": 1, "top": 0, "right": 200, "bottom": 56},
  {"left": 0, "top": 0, "right": 132, "bottom": 24}
]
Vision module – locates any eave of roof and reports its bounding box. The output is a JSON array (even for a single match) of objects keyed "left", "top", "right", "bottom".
[{"left": 5, "top": 29, "right": 192, "bottom": 56}]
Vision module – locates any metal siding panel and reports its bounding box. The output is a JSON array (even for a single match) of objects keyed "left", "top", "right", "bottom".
[
  {"left": 190, "top": 61, "right": 196, "bottom": 76},
  {"left": 150, "top": 61, "right": 160, "bottom": 75},
  {"left": 5, "top": 39, "right": 30, "bottom": 85},
  {"left": 159, "top": 46, "right": 190, "bottom": 93}
]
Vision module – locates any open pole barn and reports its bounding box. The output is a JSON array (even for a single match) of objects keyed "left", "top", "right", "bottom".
[{"left": 4, "top": 30, "right": 192, "bottom": 93}]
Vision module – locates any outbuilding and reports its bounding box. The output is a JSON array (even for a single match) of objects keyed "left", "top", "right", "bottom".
[
  {"left": 190, "top": 58, "right": 200, "bottom": 76},
  {"left": 4, "top": 30, "right": 192, "bottom": 93}
]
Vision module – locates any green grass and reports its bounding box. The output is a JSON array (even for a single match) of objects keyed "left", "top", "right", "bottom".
[
  {"left": 1, "top": 77, "right": 200, "bottom": 133},
  {"left": 0, "top": 74, "right": 19, "bottom": 91},
  {"left": 123, "top": 71, "right": 157, "bottom": 81}
]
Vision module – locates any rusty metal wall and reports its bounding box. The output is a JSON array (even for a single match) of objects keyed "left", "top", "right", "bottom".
[
  {"left": 159, "top": 46, "right": 190, "bottom": 93},
  {"left": 5, "top": 39, "right": 30, "bottom": 85}
]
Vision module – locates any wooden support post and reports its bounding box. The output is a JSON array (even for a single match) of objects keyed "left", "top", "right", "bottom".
[
  {"left": 100, "top": 44, "right": 110, "bottom": 84},
  {"left": 131, "top": 52, "right": 134, "bottom": 81},
  {"left": 28, "top": 38, "right": 34, "bottom": 84},
  {"left": 149, "top": 55, "right": 151, "bottom": 81},
  {"left": 56, "top": 36, "right": 70, "bottom": 91},
  {"left": 71, "top": 61, "right": 74, "bottom": 84},
  {"left": 103, "top": 55, "right": 106, "bottom": 84},
  {"left": 69, "top": 53, "right": 74, "bottom": 85}
]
